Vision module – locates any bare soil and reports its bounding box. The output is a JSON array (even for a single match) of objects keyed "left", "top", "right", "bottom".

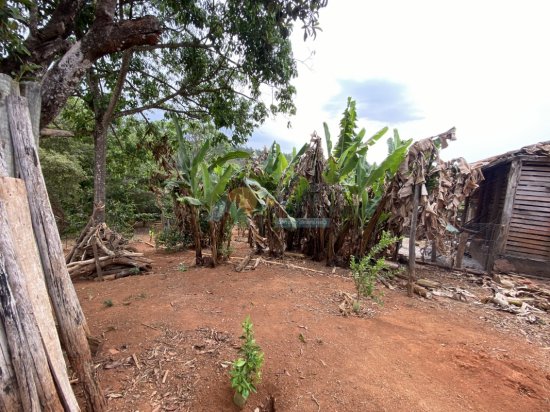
[{"left": 75, "top": 237, "right": 550, "bottom": 412}]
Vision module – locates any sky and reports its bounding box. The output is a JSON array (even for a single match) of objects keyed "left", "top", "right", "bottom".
[{"left": 249, "top": 0, "right": 550, "bottom": 163}]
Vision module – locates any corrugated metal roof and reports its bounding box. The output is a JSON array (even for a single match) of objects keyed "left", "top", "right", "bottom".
[{"left": 471, "top": 141, "right": 550, "bottom": 170}]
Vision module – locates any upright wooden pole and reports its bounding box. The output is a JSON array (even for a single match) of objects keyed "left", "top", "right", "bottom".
[
  {"left": 0, "top": 202, "right": 41, "bottom": 412},
  {"left": 0, "top": 177, "right": 80, "bottom": 410},
  {"left": 0, "top": 100, "right": 21, "bottom": 412},
  {"left": 0, "top": 315, "right": 20, "bottom": 411},
  {"left": 0, "top": 74, "right": 15, "bottom": 177},
  {"left": 0, "top": 200, "right": 64, "bottom": 411},
  {"left": 454, "top": 198, "right": 470, "bottom": 269},
  {"left": 430, "top": 240, "right": 437, "bottom": 262},
  {"left": 7, "top": 95, "right": 106, "bottom": 411},
  {"left": 487, "top": 159, "right": 522, "bottom": 272},
  {"left": 408, "top": 184, "right": 421, "bottom": 297},
  {"left": 20, "top": 81, "right": 41, "bottom": 145}
]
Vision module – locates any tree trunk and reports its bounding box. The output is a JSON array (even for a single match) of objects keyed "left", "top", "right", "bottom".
[
  {"left": 190, "top": 208, "right": 203, "bottom": 265},
  {"left": 88, "top": 50, "right": 132, "bottom": 225},
  {"left": 210, "top": 221, "right": 218, "bottom": 267},
  {"left": 93, "top": 123, "right": 107, "bottom": 223}
]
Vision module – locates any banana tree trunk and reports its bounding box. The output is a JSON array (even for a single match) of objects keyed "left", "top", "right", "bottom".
[
  {"left": 210, "top": 221, "right": 218, "bottom": 267},
  {"left": 360, "top": 194, "right": 389, "bottom": 256},
  {"left": 190, "top": 208, "right": 203, "bottom": 265}
]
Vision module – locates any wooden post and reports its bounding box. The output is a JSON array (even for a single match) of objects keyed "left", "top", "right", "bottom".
[
  {"left": 485, "top": 160, "right": 521, "bottom": 273},
  {"left": 430, "top": 240, "right": 437, "bottom": 262},
  {"left": 455, "top": 197, "right": 470, "bottom": 269},
  {"left": 7, "top": 95, "right": 106, "bottom": 411},
  {"left": 0, "top": 202, "right": 42, "bottom": 412},
  {"left": 0, "top": 317, "right": 20, "bottom": 411},
  {"left": 408, "top": 184, "right": 421, "bottom": 297},
  {"left": 0, "top": 200, "right": 65, "bottom": 411},
  {"left": 0, "top": 177, "right": 79, "bottom": 410},
  {"left": 455, "top": 232, "right": 469, "bottom": 269},
  {"left": 20, "top": 81, "right": 41, "bottom": 146},
  {"left": 0, "top": 74, "right": 15, "bottom": 177}
]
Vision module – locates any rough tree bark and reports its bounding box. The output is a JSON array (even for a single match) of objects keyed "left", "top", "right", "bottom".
[
  {"left": 41, "top": 5, "right": 159, "bottom": 126},
  {"left": 8, "top": 95, "right": 106, "bottom": 411},
  {"left": 0, "top": 0, "right": 161, "bottom": 128},
  {"left": 88, "top": 50, "right": 133, "bottom": 223},
  {"left": 0, "top": 201, "right": 64, "bottom": 411}
]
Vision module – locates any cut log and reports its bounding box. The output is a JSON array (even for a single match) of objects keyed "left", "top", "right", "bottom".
[
  {"left": 0, "top": 251, "right": 40, "bottom": 411},
  {"left": 0, "top": 178, "right": 78, "bottom": 410},
  {"left": 0, "top": 201, "right": 61, "bottom": 410},
  {"left": 92, "top": 241, "right": 104, "bottom": 281},
  {"left": 0, "top": 319, "right": 20, "bottom": 411},
  {"left": 8, "top": 95, "right": 106, "bottom": 411},
  {"left": 416, "top": 278, "right": 441, "bottom": 289},
  {"left": 235, "top": 251, "right": 254, "bottom": 272},
  {"left": 413, "top": 284, "right": 432, "bottom": 299},
  {"left": 40, "top": 128, "right": 74, "bottom": 138}
]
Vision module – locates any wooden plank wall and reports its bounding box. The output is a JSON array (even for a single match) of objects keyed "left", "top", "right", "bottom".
[{"left": 505, "top": 160, "right": 550, "bottom": 261}]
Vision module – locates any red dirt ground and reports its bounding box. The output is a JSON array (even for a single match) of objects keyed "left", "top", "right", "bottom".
[{"left": 75, "top": 239, "right": 550, "bottom": 412}]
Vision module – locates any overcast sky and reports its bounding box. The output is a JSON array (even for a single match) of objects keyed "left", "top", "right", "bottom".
[{"left": 249, "top": 0, "right": 550, "bottom": 162}]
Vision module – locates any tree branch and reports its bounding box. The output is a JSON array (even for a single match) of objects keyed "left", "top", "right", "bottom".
[
  {"left": 115, "top": 89, "right": 181, "bottom": 118},
  {"left": 102, "top": 49, "right": 133, "bottom": 127},
  {"left": 135, "top": 41, "right": 213, "bottom": 52},
  {"left": 40, "top": 15, "right": 161, "bottom": 127}
]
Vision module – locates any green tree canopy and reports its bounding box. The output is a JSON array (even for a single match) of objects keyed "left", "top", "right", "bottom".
[{"left": 1, "top": 0, "right": 327, "bottom": 137}]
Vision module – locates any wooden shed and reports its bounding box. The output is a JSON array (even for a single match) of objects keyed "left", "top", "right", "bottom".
[{"left": 465, "top": 142, "right": 550, "bottom": 277}]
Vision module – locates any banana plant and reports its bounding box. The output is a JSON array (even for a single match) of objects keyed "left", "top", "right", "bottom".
[
  {"left": 170, "top": 117, "right": 250, "bottom": 265},
  {"left": 320, "top": 98, "right": 388, "bottom": 261},
  {"left": 358, "top": 129, "right": 412, "bottom": 254},
  {"left": 178, "top": 163, "right": 242, "bottom": 266},
  {"left": 320, "top": 98, "right": 413, "bottom": 261},
  {"left": 323, "top": 98, "right": 388, "bottom": 185}
]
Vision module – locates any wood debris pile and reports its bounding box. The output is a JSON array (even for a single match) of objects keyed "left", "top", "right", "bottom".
[
  {"left": 337, "top": 291, "right": 356, "bottom": 316},
  {"left": 481, "top": 276, "right": 550, "bottom": 319},
  {"left": 66, "top": 220, "right": 151, "bottom": 280},
  {"left": 393, "top": 268, "right": 549, "bottom": 321}
]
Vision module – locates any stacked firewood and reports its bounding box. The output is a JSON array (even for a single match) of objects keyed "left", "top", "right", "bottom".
[{"left": 66, "top": 219, "right": 151, "bottom": 280}]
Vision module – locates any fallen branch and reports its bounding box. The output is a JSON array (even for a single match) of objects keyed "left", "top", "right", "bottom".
[{"left": 235, "top": 251, "right": 254, "bottom": 272}]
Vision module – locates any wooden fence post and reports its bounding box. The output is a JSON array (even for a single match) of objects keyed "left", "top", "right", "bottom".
[
  {"left": 7, "top": 94, "right": 106, "bottom": 410},
  {"left": 408, "top": 183, "right": 421, "bottom": 297}
]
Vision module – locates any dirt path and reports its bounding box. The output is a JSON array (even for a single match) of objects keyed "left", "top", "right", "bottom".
[{"left": 76, "top": 244, "right": 550, "bottom": 411}]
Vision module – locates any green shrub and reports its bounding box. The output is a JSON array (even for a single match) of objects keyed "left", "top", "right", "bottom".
[
  {"left": 155, "top": 226, "right": 190, "bottom": 251},
  {"left": 350, "top": 231, "right": 399, "bottom": 303},
  {"left": 230, "top": 316, "right": 264, "bottom": 403}
]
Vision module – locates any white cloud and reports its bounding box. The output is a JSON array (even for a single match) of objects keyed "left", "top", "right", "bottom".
[{"left": 251, "top": 0, "right": 550, "bottom": 162}]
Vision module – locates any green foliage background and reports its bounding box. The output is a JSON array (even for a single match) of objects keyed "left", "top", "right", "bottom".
[{"left": 40, "top": 98, "right": 161, "bottom": 235}]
